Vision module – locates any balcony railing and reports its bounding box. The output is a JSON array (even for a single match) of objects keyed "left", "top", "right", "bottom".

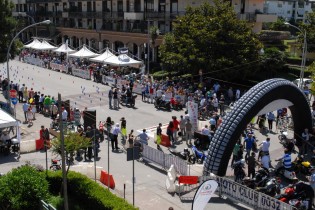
[
  {"left": 26, "top": 0, "right": 60, "bottom": 3},
  {"left": 68, "top": 11, "right": 124, "bottom": 19},
  {"left": 237, "top": 12, "right": 256, "bottom": 22},
  {"left": 35, "top": 11, "right": 62, "bottom": 17},
  {"left": 146, "top": 11, "right": 185, "bottom": 20}
]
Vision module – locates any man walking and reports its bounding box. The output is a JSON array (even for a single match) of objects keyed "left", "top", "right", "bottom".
[
  {"left": 108, "top": 87, "right": 113, "bottom": 109},
  {"left": 22, "top": 102, "right": 29, "bottom": 123},
  {"left": 111, "top": 123, "right": 121, "bottom": 151}
]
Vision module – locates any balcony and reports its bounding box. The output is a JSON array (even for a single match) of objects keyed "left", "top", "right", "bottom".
[
  {"left": 26, "top": 0, "right": 60, "bottom": 3},
  {"left": 35, "top": 11, "right": 62, "bottom": 17},
  {"left": 146, "top": 11, "right": 185, "bottom": 20},
  {"left": 124, "top": 12, "right": 144, "bottom": 20},
  {"left": 67, "top": 11, "right": 124, "bottom": 19}
]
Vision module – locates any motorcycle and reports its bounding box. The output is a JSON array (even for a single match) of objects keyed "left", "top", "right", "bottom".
[
  {"left": 274, "top": 160, "right": 298, "bottom": 182},
  {"left": 50, "top": 159, "right": 61, "bottom": 171},
  {"left": 292, "top": 155, "right": 311, "bottom": 176},
  {"left": 242, "top": 167, "right": 273, "bottom": 189},
  {"left": 121, "top": 94, "right": 137, "bottom": 107},
  {"left": 232, "top": 159, "right": 246, "bottom": 183},
  {"left": 278, "top": 130, "right": 289, "bottom": 144},
  {"left": 154, "top": 97, "right": 171, "bottom": 111},
  {"left": 168, "top": 148, "right": 195, "bottom": 164},
  {"left": 191, "top": 145, "right": 207, "bottom": 164},
  {"left": 256, "top": 178, "right": 281, "bottom": 197}
]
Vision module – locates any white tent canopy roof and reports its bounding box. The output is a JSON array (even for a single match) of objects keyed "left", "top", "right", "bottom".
[
  {"left": 23, "top": 39, "right": 41, "bottom": 49},
  {"left": 89, "top": 48, "right": 116, "bottom": 62},
  {"left": 31, "top": 40, "right": 57, "bottom": 50},
  {"left": 0, "top": 109, "right": 17, "bottom": 128},
  {"left": 54, "top": 43, "right": 76, "bottom": 53},
  {"left": 104, "top": 54, "right": 143, "bottom": 67},
  {"left": 68, "top": 45, "right": 99, "bottom": 58}
]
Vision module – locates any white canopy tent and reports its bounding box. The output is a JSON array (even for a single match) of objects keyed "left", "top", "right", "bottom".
[
  {"left": 0, "top": 109, "right": 18, "bottom": 128},
  {"left": 68, "top": 45, "right": 99, "bottom": 58},
  {"left": 104, "top": 54, "right": 143, "bottom": 67},
  {"left": 54, "top": 43, "right": 76, "bottom": 53},
  {"left": 31, "top": 40, "right": 57, "bottom": 50},
  {"left": 23, "top": 39, "right": 41, "bottom": 49},
  {"left": 89, "top": 48, "right": 117, "bottom": 63}
]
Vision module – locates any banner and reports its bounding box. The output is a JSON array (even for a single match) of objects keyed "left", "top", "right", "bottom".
[
  {"left": 187, "top": 101, "right": 198, "bottom": 131},
  {"left": 50, "top": 62, "right": 68, "bottom": 73},
  {"left": 72, "top": 68, "right": 91, "bottom": 80},
  {"left": 192, "top": 180, "right": 218, "bottom": 210},
  {"left": 24, "top": 56, "right": 44, "bottom": 67}
]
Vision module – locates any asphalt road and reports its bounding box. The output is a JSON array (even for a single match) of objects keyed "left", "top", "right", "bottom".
[{"left": 0, "top": 60, "right": 300, "bottom": 210}]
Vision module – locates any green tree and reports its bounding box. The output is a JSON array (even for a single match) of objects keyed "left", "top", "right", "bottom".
[
  {"left": 50, "top": 132, "right": 91, "bottom": 173},
  {"left": 301, "top": 12, "right": 315, "bottom": 53},
  {"left": 0, "top": 0, "right": 21, "bottom": 63},
  {"left": 0, "top": 165, "right": 49, "bottom": 210},
  {"left": 159, "top": 0, "right": 263, "bottom": 80},
  {"left": 260, "top": 47, "right": 286, "bottom": 78}
]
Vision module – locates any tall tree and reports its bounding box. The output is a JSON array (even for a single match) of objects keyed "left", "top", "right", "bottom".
[
  {"left": 0, "top": 0, "right": 20, "bottom": 63},
  {"left": 159, "top": 0, "right": 263, "bottom": 80},
  {"left": 301, "top": 12, "right": 315, "bottom": 53}
]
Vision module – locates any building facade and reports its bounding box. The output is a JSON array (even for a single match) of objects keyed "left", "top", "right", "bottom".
[{"left": 11, "top": 0, "right": 277, "bottom": 62}]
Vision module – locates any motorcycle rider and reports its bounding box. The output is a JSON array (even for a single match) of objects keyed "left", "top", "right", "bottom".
[
  {"left": 125, "top": 87, "right": 132, "bottom": 106},
  {"left": 275, "top": 148, "right": 292, "bottom": 172}
]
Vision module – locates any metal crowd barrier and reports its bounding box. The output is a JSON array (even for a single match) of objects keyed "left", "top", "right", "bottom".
[
  {"left": 142, "top": 144, "right": 188, "bottom": 175},
  {"left": 178, "top": 175, "right": 297, "bottom": 210},
  {"left": 40, "top": 200, "right": 57, "bottom": 210}
]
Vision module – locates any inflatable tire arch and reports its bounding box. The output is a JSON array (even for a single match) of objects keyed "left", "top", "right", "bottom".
[{"left": 203, "top": 78, "right": 312, "bottom": 176}]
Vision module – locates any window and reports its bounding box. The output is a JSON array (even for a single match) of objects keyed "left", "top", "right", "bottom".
[
  {"left": 147, "top": 0, "right": 154, "bottom": 12},
  {"left": 287, "top": 10, "right": 291, "bottom": 14},
  {"left": 278, "top": 3, "right": 282, "bottom": 8},
  {"left": 288, "top": 2, "right": 292, "bottom": 5}
]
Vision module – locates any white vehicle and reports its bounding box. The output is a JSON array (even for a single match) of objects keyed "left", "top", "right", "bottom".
[{"left": 293, "top": 78, "right": 312, "bottom": 89}]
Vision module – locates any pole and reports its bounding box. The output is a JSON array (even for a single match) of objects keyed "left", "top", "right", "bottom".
[
  {"left": 107, "top": 126, "right": 110, "bottom": 189},
  {"left": 148, "top": 20, "right": 150, "bottom": 75},
  {"left": 132, "top": 146, "right": 135, "bottom": 206},
  {"left": 58, "top": 93, "right": 69, "bottom": 210},
  {"left": 6, "top": 20, "right": 50, "bottom": 110},
  {"left": 300, "top": 31, "right": 307, "bottom": 88},
  {"left": 94, "top": 128, "right": 96, "bottom": 182}
]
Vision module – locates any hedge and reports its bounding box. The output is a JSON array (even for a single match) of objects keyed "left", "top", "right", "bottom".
[{"left": 45, "top": 170, "right": 137, "bottom": 210}]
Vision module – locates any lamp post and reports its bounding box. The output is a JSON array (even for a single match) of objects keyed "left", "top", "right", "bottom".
[
  {"left": 285, "top": 22, "right": 307, "bottom": 89},
  {"left": 18, "top": 12, "right": 37, "bottom": 37},
  {"left": 6, "top": 20, "right": 51, "bottom": 110}
]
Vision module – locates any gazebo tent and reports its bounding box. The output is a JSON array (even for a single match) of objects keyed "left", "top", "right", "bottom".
[
  {"left": 104, "top": 54, "right": 143, "bottom": 67},
  {"left": 23, "top": 39, "right": 41, "bottom": 49},
  {"left": 54, "top": 43, "right": 76, "bottom": 53},
  {"left": 31, "top": 40, "right": 57, "bottom": 50},
  {"left": 68, "top": 45, "right": 99, "bottom": 58},
  {"left": 89, "top": 48, "right": 117, "bottom": 63},
  {"left": 0, "top": 109, "right": 18, "bottom": 128}
]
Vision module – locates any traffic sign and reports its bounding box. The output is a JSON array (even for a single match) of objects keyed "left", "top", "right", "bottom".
[
  {"left": 11, "top": 98, "right": 18, "bottom": 105},
  {"left": 9, "top": 89, "right": 17, "bottom": 98}
]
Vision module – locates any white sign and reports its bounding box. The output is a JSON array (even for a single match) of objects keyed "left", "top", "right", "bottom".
[
  {"left": 192, "top": 180, "right": 218, "bottom": 210},
  {"left": 187, "top": 101, "right": 198, "bottom": 131},
  {"left": 72, "top": 68, "right": 91, "bottom": 80},
  {"left": 50, "top": 62, "right": 68, "bottom": 73}
]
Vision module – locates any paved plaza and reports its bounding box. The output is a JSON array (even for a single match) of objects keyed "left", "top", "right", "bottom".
[{"left": 0, "top": 60, "right": 298, "bottom": 210}]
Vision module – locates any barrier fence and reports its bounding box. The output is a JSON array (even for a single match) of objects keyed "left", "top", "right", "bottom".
[
  {"left": 179, "top": 175, "right": 297, "bottom": 210},
  {"left": 142, "top": 144, "right": 188, "bottom": 175}
]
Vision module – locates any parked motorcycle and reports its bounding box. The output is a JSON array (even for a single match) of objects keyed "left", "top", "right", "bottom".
[
  {"left": 154, "top": 97, "right": 171, "bottom": 111},
  {"left": 191, "top": 145, "right": 206, "bottom": 164},
  {"left": 274, "top": 160, "right": 298, "bottom": 182},
  {"left": 50, "top": 159, "right": 61, "bottom": 171},
  {"left": 278, "top": 130, "right": 288, "bottom": 143},
  {"left": 168, "top": 148, "right": 195, "bottom": 164},
  {"left": 292, "top": 155, "right": 311, "bottom": 176},
  {"left": 242, "top": 167, "right": 273, "bottom": 189},
  {"left": 232, "top": 159, "right": 246, "bottom": 183},
  {"left": 256, "top": 178, "right": 281, "bottom": 197}
]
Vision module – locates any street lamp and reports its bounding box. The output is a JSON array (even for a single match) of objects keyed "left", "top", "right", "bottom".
[
  {"left": 17, "top": 12, "right": 37, "bottom": 37},
  {"left": 6, "top": 20, "right": 51, "bottom": 111},
  {"left": 285, "top": 22, "right": 307, "bottom": 89}
]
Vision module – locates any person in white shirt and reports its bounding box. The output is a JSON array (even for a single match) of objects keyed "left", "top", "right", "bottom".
[
  {"left": 156, "top": 88, "right": 163, "bottom": 98},
  {"left": 111, "top": 123, "right": 121, "bottom": 150},
  {"left": 62, "top": 108, "right": 68, "bottom": 121},
  {"left": 200, "top": 97, "right": 206, "bottom": 108},
  {"left": 259, "top": 137, "right": 270, "bottom": 153}
]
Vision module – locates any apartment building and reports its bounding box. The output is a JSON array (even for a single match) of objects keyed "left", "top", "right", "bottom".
[
  {"left": 264, "top": 0, "right": 313, "bottom": 22},
  {"left": 11, "top": 0, "right": 277, "bottom": 62}
]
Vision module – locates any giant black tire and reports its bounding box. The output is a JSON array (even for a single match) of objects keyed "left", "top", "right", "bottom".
[{"left": 203, "top": 78, "right": 312, "bottom": 176}]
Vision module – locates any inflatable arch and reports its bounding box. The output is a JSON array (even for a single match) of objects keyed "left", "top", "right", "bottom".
[{"left": 203, "top": 78, "right": 312, "bottom": 176}]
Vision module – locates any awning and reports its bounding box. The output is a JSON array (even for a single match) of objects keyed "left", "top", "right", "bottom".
[
  {"left": 0, "top": 109, "right": 18, "bottom": 128},
  {"left": 68, "top": 45, "right": 99, "bottom": 58}
]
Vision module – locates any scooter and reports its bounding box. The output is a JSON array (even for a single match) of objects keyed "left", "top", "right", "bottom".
[
  {"left": 291, "top": 155, "right": 312, "bottom": 176},
  {"left": 274, "top": 160, "right": 298, "bottom": 182},
  {"left": 232, "top": 159, "right": 246, "bottom": 183},
  {"left": 168, "top": 148, "right": 196, "bottom": 164},
  {"left": 50, "top": 159, "right": 61, "bottom": 171},
  {"left": 154, "top": 97, "right": 171, "bottom": 111},
  {"left": 191, "top": 145, "right": 206, "bottom": 164},
  {"left": 278, "top": 130, "right": 288, "bottom": 144}
]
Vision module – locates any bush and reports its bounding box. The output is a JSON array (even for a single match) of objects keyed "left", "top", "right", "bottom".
[
  {"left": 152, "top": 70, "right": 178, "bottom": 80},
  {"left": 46, "top": 170, "right": 137, "bottom": 210},
  {"left": 0, "top": 165, "right": 49, "bottom": 210}
]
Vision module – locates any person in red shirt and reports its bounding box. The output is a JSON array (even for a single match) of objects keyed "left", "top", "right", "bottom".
[{"left": 172, "top": 116, "right": 179, "bottom": 142}]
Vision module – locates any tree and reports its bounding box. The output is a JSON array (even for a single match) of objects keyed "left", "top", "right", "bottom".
[
  {"left": 50, "top": 132, "right": 91, "bottom": 173},
  {"left": 159, "top": 0, "right": 263, "bottom": 80},
  {"left": 301, "top": 12, "right": 315, "bottom": 53},
  {"left": 0, "top": 0, "right": 22, "bottom": 63},
  {"left": 259, "top": 47, "right": 286, "bottom": 78},
  {"left": 0, "top": 165, "right": 49, "bottom": 210}
]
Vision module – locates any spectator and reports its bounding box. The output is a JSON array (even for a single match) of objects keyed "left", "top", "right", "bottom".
[
  {"left": 73, "top": 108, "right": 81, "bottom": 125},
  {"left": 108, "top": 87, "right": 113, "bottom": 109},
  {"left": 172, "top": 116, "right": 179, "bottom": 141},
  {"left": 243, "top": 133, "right": 254, "bottom": 160},
  {"left": 156, "top": 123, "right": 162, "bottom": 150},
  {"left": 113, "top": 88, "right": 118, "bottom": 109},
  {"left": 246, "top": 152, "right": 256, "bottom": 179},
  {"left": 266, "top": 112, "right": 275, "bottom": 131},
  {"left": 179, "top": 115, "right": 186, "bottom": 138},
  {"left": 138, "top": 129, "right": 149, "bottom": 146},
  {"left": 167, "top": 121, "right": 175, "bottom": 145},
  {"left": 22, "top": 102, "right": 30, "bottom": 123},
  {"left": 111, "top": 123, "right": 121, "bottom": 151},
  {"left": 231, "top": 139, "right": 241, "bottom": 166},
  {"left": 185, "top": 119, "right": 193, "bottom": 145}
]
